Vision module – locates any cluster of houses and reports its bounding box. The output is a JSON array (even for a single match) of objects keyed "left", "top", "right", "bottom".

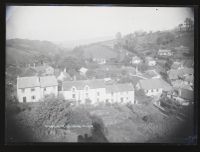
[
  {"left": 17, "top": 76, "right": 135, "bottom": 105},
  {"left": 15, "top": 46, "right": 193, "bottom": 107}
]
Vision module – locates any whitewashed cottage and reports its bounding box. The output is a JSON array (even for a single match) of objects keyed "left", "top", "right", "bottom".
[{"left": 17, "top": 76, "right": 58, "bottom": 103}]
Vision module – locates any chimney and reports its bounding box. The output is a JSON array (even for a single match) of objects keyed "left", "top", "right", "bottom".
[
  {"left": 64, "top": 68, "right": 66, "bottom": 72},
  {"left": 33, "top": 63, "right": 35, "bottom": 68}
]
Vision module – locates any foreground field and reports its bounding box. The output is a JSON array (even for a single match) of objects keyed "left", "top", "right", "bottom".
[{"left": 5, "top": 99, "right": 195, "bottom": 143}]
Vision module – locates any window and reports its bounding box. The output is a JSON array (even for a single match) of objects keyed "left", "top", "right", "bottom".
[
  {"left": 72, "top": 94, "right": 76, "bottom": 99},
  {"left": 111, "top": 92, "right": 114, "bottom": 96},
  {"left": 31, "top": 88, "right": 35, "bottom": 92},
  {"left": 97, "top": 98, "right": 99, "bottom": 102},
  {"left": 72, "top": 87, "right": 76, "bottom": 92},
  {"left": 97, "top": 92, "right": 100, "bottom": 96},
  {"left": 21, "top": 89, "right": 25, "bottom": 93},
  {"left": 44, "top": 87, "right": 46, "bottom": 91},
  {"left": 120, "top": 97, "right": 124, "bottom": 102},
  {"left": 23, "top": 97, "right": 26, "bottom": 103},
  {"left": 32, "top": 96, "right": 35, "bottom": 100}
]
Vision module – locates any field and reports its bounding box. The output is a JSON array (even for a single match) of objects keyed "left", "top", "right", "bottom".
[{"left": 5, "top": 100, "right": 194, "bottom": 143}]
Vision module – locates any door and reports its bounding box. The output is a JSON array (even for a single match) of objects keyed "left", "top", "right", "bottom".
[{"left": 23, "top": 97, "right": 26, "bottom": 103}]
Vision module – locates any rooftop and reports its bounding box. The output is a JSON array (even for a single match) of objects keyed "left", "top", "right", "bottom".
[
  {"left": 40, "top": 76, "right": 58, "bottom": 87},
  {"left": 139, "top": 78, "right": 172, "bottom": 91},
  {"left": 106, "top": 83, "right": 134, "bottom": 93},
  {"left": 179, "top": 88, "right": 193, "bottom": 100},
  {"left": 17, "top": 76, "right": 40, "bottom": 89},
  {"left": 62, "top": 79, "right": 106, "bottom": 91}
]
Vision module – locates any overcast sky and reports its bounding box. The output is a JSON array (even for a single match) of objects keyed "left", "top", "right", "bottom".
[{"left": 6, "top": 6, "right": 194, "bottom": 42}]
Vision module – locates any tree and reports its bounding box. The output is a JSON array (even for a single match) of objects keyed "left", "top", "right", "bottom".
[
  {"left": 184, "top": 18, "right": 194, "bottom": 32},
  {"left": 165, "top": 58, "right": 173, "bottom": 71},
  {"left": 115, "top": 32, "right": 122, "bottom": 49},
  {"left": 115, "top": 32, "right": 122, "bottom": 40},
  {"left": 156, "top": 33, "right": 175, "bottom": 46},
  {"left": 138, "top": 63, "right": 148, "bottom": 73},
  {"left": 178, "top": 24, "right": 183, "bottom": 32}
]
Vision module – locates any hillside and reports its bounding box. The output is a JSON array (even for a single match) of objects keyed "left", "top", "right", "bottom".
[{"left": 6, "top": 39, "right": 68, "bottom": 66}]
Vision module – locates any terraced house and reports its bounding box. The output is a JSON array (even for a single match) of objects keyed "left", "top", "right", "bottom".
[
  {"left": 61, "top": 79, "right": 135, "bottom": 104},
  {"left": 17, "top": 76, "right": 58, "bottom": 103}
]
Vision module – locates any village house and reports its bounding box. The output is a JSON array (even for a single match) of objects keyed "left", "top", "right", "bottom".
[
  {"left": 171, "top": 79, "right": 193, "bottom": 91},
  {"left": 33, "top": 63, "right": 54, "bottom": 76},
  {"left": 17, "top": 76, "right": 58, "bottom": 103},
  {"left": 167, "top": 67, "right": 193, "bottom": 82},
  {"left": 93, "top": 58, "right": 106, "bottom": 65},
  {"left": 174, "top": 45, "right": 190, "bottom": 54},
  {"left": 79, "top": 67, "right": 88, "bottom": 76},
  {"left": 61, "top": 79, "right": 135, "bottom": 105},
  {"left": 136, "top": 78, "right": 172, "bottom": 96},
  {"left": 183, "top": 74, "right": 194, "bottom": 86},
  {"left": 105, "top": 83, "right": 135, "bottom": 104},
  {"left": 168, "top": 88, "right": 193, "bottom": 106},
  {"left": 158, "top": 49, "right": 173, "bottom": 56},
  {"left": 145, "top": 57, "right": 156, "bottom": 66},
  {"left": 57, "top": 68, "right": 71, "bottom": 82},
  {"left": 131, "top": 56, "right": 142, "bottom": 65},
  {"left": 171, "top": 61, "right": 183, "bottom": 69}
]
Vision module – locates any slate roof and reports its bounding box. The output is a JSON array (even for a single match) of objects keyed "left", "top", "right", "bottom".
[
  {"left": 144, "top": 70, "right": 159, "bottom": 78},
  {"left": 183, "top": 59, "right": 194, "bottom": 68},
  {"left": 139, "top": 78, "right": 172, "bottom": 91},
  {"left": 62, "top": 79, "right": 106, "bottom": 91},
  {"left": 40, "top": 76, "right": 58, "bottom": 87},
  {"left": 184, "top": 75, "right": 193, "bottom": 83},
  {"left": 17, "top": 76, "right": 40, "bottom": 89},
  {"left": 54, "top": 69, "right": 61, "bottom": 77},
  {"left": 106, "top": 83, "right": 134, "bottom": 93},
  {"left": 179, "top": 88, "right": 193, "bottom": 100}
]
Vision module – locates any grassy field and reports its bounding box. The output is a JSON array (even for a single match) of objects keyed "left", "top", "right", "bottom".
[{"left": 5, "top": 100, "right": 195, "bottom": 143}]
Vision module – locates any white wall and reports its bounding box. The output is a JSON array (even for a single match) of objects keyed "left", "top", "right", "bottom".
[
  {"left": 145, "top": 88, "right": 162, "bottom": 96},
  {"left": 17, "top": 86, "right": 41, "bottom": 103},
  {"left": 62, "top": 88, "right": 135, "bottom": 105},
  {"left": 41, "top": 85, "right": 58, "bottom": 98}
]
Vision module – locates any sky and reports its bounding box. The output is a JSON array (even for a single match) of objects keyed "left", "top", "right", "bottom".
[{"left": 6, "top": 6, "right": 194, "bottom": 42}]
